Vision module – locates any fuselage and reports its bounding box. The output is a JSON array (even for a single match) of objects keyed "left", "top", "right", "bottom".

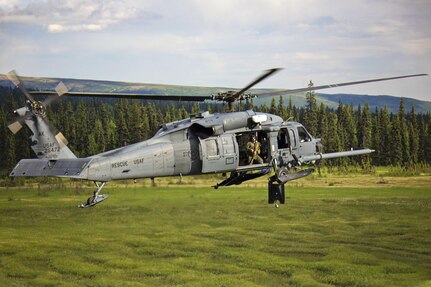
[
  {"left": 9, "top": 109, "right": 373, "bottom": 182},
  {"left": 80, "top": 110, "right": 321, "bottom": 181}
]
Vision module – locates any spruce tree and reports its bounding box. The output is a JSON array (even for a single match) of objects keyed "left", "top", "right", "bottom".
[
  {"left": 360, "top": 103, "right": 372, "bottom": 148},
  {"left": 92, "top": 119, "right": 106, "bottom": 153},
  {"left": 287, "top": 96, "right": 293, "bottom": 120},
  {"left": 409, "top": 104, "right": 419, "bottom": 163},
  {"left": 261, "top": 102, "right": 269, "bottom": 113},
  {"left": 99, "top": 103, "right": 115, "bottom": 150},
  {"left": 129, "top": 102, "right": 144, "bottom": 144},
  {"left": 64, "top": 102, "right": 76, "bottom": 151},
  {"left": 304, "top": 81, "right": 317, "bottom": 136},
  {"left": 360, "top": 103, "right": 372, "bottom": 169},
  {"left": 277, "top": 96, "right": 287, "bottom": 120},
  {"left": 75, "top": 101, "right": 90, "bottom": 156},
  {"left": 116, "top": 99, "right": 129, "bottom": 147},
  {"left": 426, "top": 115, "right": 431, "bottom": 164},
  {"left": 316, "top": 103, "right": 327, "bottom": 139},
  {"left": 356, "top": 104, "right": 362, "bottom": 147},
  {"left": 87, "top": 134, "right": 98, "bottom": 155},
  {"left": 417, "top": 115, "right": 426, "bottom": 162},
  {"left": 326, "top": 113, "right": 340, "bottom": 152},
  {"left": 270, "top": 97, "right": 277, "bottom": 115},
  {"left": 336, "top": 101, "right": 346, "bottom": 150},
  {"left": 371, "top": 107, "right": 381, "bottom": 165},
  {"left": 390, "top": 114, "right": 403, "bottom": 165},
  {"left": 398, "top": 98, "right": 410, "bottom": 163},
  {"left": 140, "top": 105, "right": 151, "bottom": 140},
  {"left": 379, "top": 107, "right": 391, "bottom": 166}
]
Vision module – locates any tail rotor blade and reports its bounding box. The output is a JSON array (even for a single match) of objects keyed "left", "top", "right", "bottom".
[
  {"left": 43, "top": 117, "right": 68, "bottom": 147},
  {"left": 8, "top": 121, "right": 23, "bottom": 134},
  {"left": 55, "top": 81, "right": 69, "bottom": 97},
  {"left": 7, "top": 112, "right": 32, "bottom": 134},
  {"left": 55, "top": 132, "right": 69, "bottom": 147},
  {"left": 6, "top": 70, "right": 35, "bottom": 103},
  {"left": 42, "top": 81, "right": 69, "bottom": 107}
]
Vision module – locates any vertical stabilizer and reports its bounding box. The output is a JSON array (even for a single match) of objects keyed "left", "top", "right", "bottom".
[{"left": 26, "top": 116, "right": 76, "bottom": 159}]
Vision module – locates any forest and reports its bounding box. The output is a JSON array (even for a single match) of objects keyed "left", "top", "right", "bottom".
[{"left": 0, "top": 86, "right": 430, "bottom": 178}]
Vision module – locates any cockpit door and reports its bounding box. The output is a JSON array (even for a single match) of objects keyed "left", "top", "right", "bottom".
[
  {"left": 297, "top": 126, "right": 315, "bottom": 156},
  {"left": 200, "top": 134, "right": 238, "bottom": 173},
  {"left": 289, "top": 129, "right": 297, "bottom": 150}
]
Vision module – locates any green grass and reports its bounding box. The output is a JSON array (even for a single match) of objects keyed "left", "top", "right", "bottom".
[{"left": 0, "top": 185, "right": 430, "bottom": 286}]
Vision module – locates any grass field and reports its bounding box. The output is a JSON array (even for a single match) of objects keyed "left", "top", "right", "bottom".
[{"left": 1, "top": 177, "right": 431, "bottom": 286}]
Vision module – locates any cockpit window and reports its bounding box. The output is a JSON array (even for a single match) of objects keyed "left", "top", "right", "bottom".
[{"left": 297, "top": 126, "right": 311, "bottom": 142}]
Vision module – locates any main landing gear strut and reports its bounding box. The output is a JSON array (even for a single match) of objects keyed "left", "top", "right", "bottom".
[{"left": 78, "top": 181, "right": 109, "bottom": 208}]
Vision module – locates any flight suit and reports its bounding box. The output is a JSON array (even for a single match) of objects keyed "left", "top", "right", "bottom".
[{"left": 247, "top": 140, "right": 264, "bottom": 164}]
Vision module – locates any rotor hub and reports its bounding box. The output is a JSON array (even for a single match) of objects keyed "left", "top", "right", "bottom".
[{"left": 211, "top": 91, "right": 256, "bottom": 102}]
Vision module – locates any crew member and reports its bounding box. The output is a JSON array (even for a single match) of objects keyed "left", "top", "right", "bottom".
[{"left": 247, "top": 135, "right": 264, "bottom": 164}]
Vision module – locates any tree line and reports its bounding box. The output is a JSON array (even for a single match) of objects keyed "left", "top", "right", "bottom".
[{"left": 0, "top": 86, "right": 430, "bottom": 176}]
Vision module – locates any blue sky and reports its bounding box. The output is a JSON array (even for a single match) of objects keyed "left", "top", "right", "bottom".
[{"left": 0, "top": 0, "right": 430, "bottom": 101}]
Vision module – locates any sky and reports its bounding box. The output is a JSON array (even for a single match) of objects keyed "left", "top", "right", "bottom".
[{"left": 0, "top": 0, "right": 430, "bottom": 101}]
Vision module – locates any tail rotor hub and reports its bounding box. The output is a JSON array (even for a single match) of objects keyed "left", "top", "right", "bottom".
[{"left": 30, "top": 101, "right": 46, "bottom": 117}]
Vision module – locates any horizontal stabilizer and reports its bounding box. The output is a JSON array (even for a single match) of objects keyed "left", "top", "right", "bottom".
[{"left": 10, "top": 158, "right": 92, "bottom": 177}]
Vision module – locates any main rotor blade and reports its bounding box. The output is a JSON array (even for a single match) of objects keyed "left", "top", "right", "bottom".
[
  {"left": 7, "top": 70, "right": 35, "bottom": 103},
  {"left": 256, "top": 73, "right": 428, "bottom": 98},
  {"left": 232, "top": 68, "right": 282, "bottom": 100},
  {"left": 30, "top": 91, "right": 213, "bottom": 102}
]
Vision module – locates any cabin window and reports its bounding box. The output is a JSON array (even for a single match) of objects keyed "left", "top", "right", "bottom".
[
  {"left": 206, "top": 139, "right": 219, "bottom": 157},
  {"left": 222, "top": 136, "right": 235, "bottom": 155},
  {"left": 297, "top": 127, "right": 311, "bottom": 142}
]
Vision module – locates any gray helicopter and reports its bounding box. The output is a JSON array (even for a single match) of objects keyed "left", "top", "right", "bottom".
[{"left": 6, "top": 69, "right": 427, "bottom": 207}]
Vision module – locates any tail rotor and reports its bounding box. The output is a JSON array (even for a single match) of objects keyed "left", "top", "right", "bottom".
[
  {"left": 6, "top": 70, "right": 75, "bottom": 159},
  {"left": 6, "top": 70, "right": 67, "bottom": 136}
]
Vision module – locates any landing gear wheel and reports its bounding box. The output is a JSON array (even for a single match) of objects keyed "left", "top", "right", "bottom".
[{"left": 79, "top": 181, "right": 108, "bottom": 208}]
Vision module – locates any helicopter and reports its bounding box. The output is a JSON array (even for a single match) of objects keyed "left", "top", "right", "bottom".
[{"left": 5, "top": 68, "right": 427, "bottom": 208}]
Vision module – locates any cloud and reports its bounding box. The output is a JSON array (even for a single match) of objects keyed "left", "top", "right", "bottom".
[
  {"left": 0, "top": 0, "right": 157, "bottom": 33},
  {"left": 1, "top": 0, "right": 430, "bottom": 101},
  {"left": 47, "top": 23, "right": 103, "bottom": 33}
]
